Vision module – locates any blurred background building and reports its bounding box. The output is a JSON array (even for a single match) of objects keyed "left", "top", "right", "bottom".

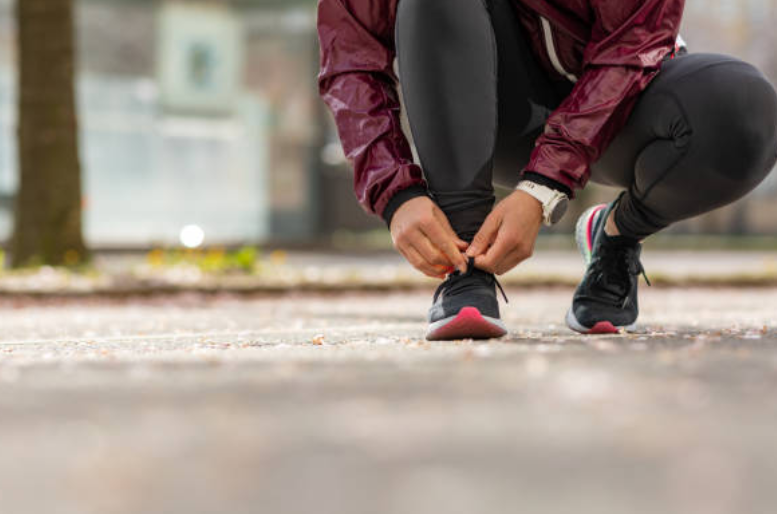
[{"left": 0, "top": 0, "right": 775, "bottom": 248}]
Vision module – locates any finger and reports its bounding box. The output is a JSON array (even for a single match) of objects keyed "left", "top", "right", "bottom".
[
  {"left": 494, "top": 249, "right": 525, "bottom": 276},
  {"left": 486, "top": 238, "right": 536, "bottom": 275},
  {"left": 401, "top": 246, "right": 444, "bottom": 279},
  {"left": 432, "top": 209, "right": 471, "bottom": 257},
  {"left": 409, "top": 230, "right": 454, "bottom": 268},
  {"left": 473, "top": 254, "right": 494, "bottom": 273},
  {"left": 403, "top": 244, "right": 447, "bottom": 279},
  {"left": 394, "top": 227, "right": 451, "bottom": 277},
  {"left": 467, "top": 214, "right": 501, "bottom": 258},
  {"left": 421, "top": 219, "right": 468, "bottom": 273},
  {"left": 473, "top": 229, "right": 514, "bottom": 273},
  {"left": 499, "top": 243, "right": 536, "bottom": 274}
]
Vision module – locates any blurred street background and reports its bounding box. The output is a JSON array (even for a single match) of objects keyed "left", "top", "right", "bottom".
[
  {"left": 0, "top": 1, "right": 776, "bottom": 513},
  {"left": 0, "top": 0, "right": 775, "bottom": 250}
]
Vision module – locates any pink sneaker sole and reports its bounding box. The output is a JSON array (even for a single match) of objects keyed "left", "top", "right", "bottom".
[
  {"left": 565, "top": 308, "right": 637, "bottom": 335},
  {"left": 585, "top": 321, "right": 621, "bottom": 334},
  {"left": 426, "top": 307, "right": 508, "bottom": 341}
]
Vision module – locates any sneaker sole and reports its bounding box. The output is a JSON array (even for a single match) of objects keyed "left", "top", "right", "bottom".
[
  {"left": 426, "top": 307, "right": 508, "bottom": 341},
  {"left": 565, "top": 308, "right": 637, "bottom": 335}
]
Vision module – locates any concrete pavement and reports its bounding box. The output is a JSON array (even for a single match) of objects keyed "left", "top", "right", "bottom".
[{"left": 0, "top": 288, "right": 776, "bottom": 514}]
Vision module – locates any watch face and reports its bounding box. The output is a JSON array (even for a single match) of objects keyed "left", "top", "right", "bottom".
[{"left": 550, "top": 197, "right": 570, "bottom": 225}]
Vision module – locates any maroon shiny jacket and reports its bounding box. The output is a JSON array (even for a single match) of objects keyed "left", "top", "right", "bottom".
[{"left": 318, "top": 0, "right": 686, "bottom": 218}]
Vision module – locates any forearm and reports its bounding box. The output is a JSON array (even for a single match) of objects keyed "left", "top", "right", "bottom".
[
  {"left": 525, "top": 0, "right": 685, "bottom": 194},
  {"left": 527, "top": 65, "right": 657, "bottom": 193},
  {"left": 317, "top": 0, "right": 427, "bottom": 219}
]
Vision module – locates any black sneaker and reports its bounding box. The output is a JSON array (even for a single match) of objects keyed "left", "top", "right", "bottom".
[
  {"left": 426, "top": 258, "right": 508, "bottom": 341},
  {"left": 566, "top": 196, "right": 651, "bottom": 334}
]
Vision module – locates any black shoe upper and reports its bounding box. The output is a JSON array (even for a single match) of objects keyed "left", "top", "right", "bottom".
[
  {"left": 429, "top": 258, "right": 507, "bottom": 323},
  {"left": 572, "top": 201, "right": 650, "bottom": 328}
]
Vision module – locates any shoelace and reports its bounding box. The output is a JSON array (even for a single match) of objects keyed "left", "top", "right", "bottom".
[
  {"left": 590, "top": 244, "right": 651, "bottom": 308},
  {"left": 433, "top": 257, "right": 509, "bottom": 304}
]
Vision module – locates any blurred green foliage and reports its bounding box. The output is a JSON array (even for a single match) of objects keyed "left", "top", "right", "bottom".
[{"left": 146, "top": 246, "right": 267, "bottom": 274}]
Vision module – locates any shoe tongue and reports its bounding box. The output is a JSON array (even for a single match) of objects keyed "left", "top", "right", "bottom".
[
  {"left": 446, "top": 267, "right": 493, "bottom": 296},
  {"left": 594, "top": 240, "right": 641, "bottom": 299},
  {"left": 599, "top": 231, "right": 641, "bottom": 248}
]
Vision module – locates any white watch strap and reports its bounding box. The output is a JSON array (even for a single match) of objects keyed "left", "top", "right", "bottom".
[
  {"left": 516, "top": 180, "right": 569, "bottom": 226},
  {"left": 516, "top": 180, "right": 557, "bottom": 205}
]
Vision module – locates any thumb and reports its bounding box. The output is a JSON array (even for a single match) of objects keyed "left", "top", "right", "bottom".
[
  {"left": 433, "top": 207, "right": 469, "bottom": 251},
  {"left": 467, "top": 215, "right": 500, "bottom": 258}
]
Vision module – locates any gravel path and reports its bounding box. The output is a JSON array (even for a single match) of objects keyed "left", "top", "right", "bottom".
[{"left": 0, "top": 288, "right": 775, "bottom": 514}]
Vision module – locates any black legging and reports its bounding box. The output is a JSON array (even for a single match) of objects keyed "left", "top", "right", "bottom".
[{"left": 395, "top": 0, "right": 777, "bottom": 240}]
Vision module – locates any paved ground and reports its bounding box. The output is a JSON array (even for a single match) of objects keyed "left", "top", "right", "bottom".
[
  {"left": 253, "top": 249, "right": 777, "bottom": 286},
  {"left": 282, "top": 249, "right": 777, "bottom": 280},
  {"left": 77, "top": 249, "right": 777, "bottom": 295},
  {"left": 0, "top": 288, "right": 776, "bottom": 514}
]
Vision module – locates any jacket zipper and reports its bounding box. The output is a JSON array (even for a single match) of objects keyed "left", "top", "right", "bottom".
[{"left": 539, "top": 16, "right": 578, "bottom": 83}]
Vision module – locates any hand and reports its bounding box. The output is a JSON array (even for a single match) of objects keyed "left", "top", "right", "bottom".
[
  {"left": 390, "top": 196, "right": 469, "bottom": 279},
  {"left": 466, "top": 190, "right": 543, "bottom": 275}
]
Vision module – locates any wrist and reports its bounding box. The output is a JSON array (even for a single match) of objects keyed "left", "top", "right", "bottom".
[
  {"left": 381, "top": 185, "right": 431, "bottom": 227},
  {"left": 514, "top": 188, "right": 544, "bottom": 215},
  {"left": 516, "top": 180, "right": 570, "bottom": 226},
  {"left": 521, "top": 171, "right": 572, "bottom": 197}
]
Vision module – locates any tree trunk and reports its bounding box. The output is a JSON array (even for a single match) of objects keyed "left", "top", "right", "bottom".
[{"left": 12, "top": 0, "right": 87, "bottom": 267}]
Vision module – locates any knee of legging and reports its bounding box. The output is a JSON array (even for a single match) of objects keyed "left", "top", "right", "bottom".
[
  {"left": 703, "top": 65, "right": 777, "bottom": 185},
  {"left": 396, "top": 0, "right": 431, "bottom": 19},
  {"left": 743, "top": 79, "right": 776, "bottom": 148},
  {"left": 397, "top": 0, "right": 480, "bottom": 28},
  {"left": 754, "top": 77, "right": 777, "bottom": 176}
]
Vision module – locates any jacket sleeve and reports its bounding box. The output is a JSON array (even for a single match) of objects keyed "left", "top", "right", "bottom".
[
  {"left": 526, "top": 0, "right": 686, "bottom": 194},
  {"left": 317, "top": 0, "right": 427, "bottom": 219}
]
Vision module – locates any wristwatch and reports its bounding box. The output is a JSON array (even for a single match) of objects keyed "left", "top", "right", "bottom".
[{"left": 516, "top": 180, "right": 570, "bottom": 226}]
